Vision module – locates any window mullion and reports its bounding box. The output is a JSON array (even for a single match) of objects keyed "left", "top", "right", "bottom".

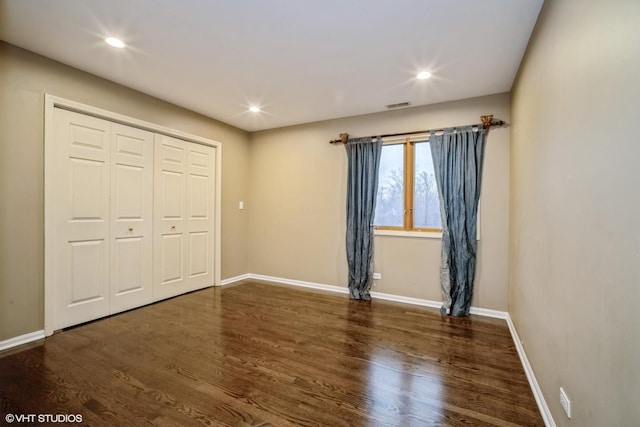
[{"left": 404, "top": 138, "right": 414, "bottom": 231}]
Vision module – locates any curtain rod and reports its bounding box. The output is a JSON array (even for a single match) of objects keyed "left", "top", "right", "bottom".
[{"left": 328, "top": 115, "right": 505, "bottom": 144}]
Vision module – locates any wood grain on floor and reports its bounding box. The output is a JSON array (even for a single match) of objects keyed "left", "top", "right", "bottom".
[{"left": 0, "top": 281, "right": 543, "bottom": 426}]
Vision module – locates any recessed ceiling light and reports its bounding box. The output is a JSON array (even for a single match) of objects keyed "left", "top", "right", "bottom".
[
  {"left": 416, "top": 71, "right": 432, "bottom": 80},
  {"left": 249, "top": 106, "right": 261, "bottom": 113},
  {"left": 105, "top": 37, "right": 125, "bottom": 48}
]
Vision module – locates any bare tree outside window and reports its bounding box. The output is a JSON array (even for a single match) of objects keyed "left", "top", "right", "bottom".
[
  {"left": 374, "top": 144, "right": 403, "bottom": 227},
  {"left": 374, "top": 141, "right": 441, "bottom": 230},
  {"left": 413, "top": 142, "right": 441, "bottom": 229}
]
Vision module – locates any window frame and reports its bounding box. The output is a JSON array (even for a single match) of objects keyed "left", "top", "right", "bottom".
[{"left": 374, "top": 136, "right": 442, "bottom": 236}]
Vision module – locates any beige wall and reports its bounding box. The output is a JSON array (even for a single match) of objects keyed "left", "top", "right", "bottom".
[
  {"left": 249, "top": 93, "right": 510, "bottom": 310},
  {"left": 0, "top": 42, "right": 251, "bottom": 341},
  {"left": 0, "top": 42, "right": 509, "bottom": 342},
  {"left": 510, "top": 0, "right": 640, "bottom": 425}
]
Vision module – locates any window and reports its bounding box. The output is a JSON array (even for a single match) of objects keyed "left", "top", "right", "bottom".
[{"left": 374, "top": 138, "right": 441, "bottom": 232}]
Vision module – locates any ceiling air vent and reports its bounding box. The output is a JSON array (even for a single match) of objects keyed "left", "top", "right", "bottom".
[{"left": 386, "top": 101, "right": 411, "bottom": 109}]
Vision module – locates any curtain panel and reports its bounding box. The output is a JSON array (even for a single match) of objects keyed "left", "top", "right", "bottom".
[
  {"left": 345, "top": 137, "right": 382, "bottom": 300},
  {"left": 430, "top": 126, "right": 486, "bottom": 316}
]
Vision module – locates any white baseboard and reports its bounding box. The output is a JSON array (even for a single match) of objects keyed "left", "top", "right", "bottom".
[
  {"left": 0, "top": 330, "right": 45, "bottom": 352},
  {"left": 469, "top": 306, "right": 509, "bottom": 319},
  {"left": 236, "top": 273, "right": 510, "bottom": 318},
  {"left": 248, "top": 274, "right": 350, "bottom": 295},
  {"left": 220, "top": 273, "right": 251, "bottom": 286},
  {"left": 371, "top": 290, "right": 441, "bottom": 309},
  {"left": 506, "top": 314, "right": 555, "bottom": 427}
]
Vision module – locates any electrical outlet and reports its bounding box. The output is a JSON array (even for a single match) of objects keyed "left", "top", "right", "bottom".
[
  {"left": 560, "top": 387, "right": 571, "bottom": 418},
  {"left": 372, "top": 273, "right": 382, "bottom": 280}
]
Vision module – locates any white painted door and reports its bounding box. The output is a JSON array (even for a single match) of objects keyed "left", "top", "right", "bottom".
[
  {"left": 153, "top": 135, "right": 187, "bottom": 300},
  {"left": 153, "top": 135, "right": 215, "bottom": 300},
  {"left": 110, "top": 123, "right": 154, "bottom": 313},
  {"left": 51, "top": 109, "right": 154, "bottom": 329},
  {"left": 52, "top": 109, "right": 111, "bottom": 328},
  {"left": 185, "top": 142, "right": 215, "bottom": 291},
  {"left": 46, "top": 96, "right": 221, "bottom": 335}
]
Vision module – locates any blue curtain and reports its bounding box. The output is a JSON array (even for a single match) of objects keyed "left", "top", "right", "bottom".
[
  {"left": 430, "top": 126, "right": 486, "bottom": 316},
  {"left": 345, "top": 137, "right": 382, "bottom": 300}
]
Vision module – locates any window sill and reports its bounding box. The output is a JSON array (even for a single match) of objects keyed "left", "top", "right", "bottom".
[{"left": 374, "top": 229, "right": 442, "bottom": 239}]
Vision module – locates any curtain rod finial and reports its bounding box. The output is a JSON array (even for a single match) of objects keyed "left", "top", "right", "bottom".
[
  {"left": 480, "top": 115, "right": 493, "bottom": 130},
  {"left": 340, "top": 133, "right": 349, "bottom": 144}
]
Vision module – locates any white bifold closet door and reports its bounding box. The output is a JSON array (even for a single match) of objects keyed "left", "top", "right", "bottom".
[
  {"left": 51, "top": 109, "right": 154, "bottom": 329},
  {"left": 110, "top": 122, "right": 154, "bottom": 313},
  {"left": 153, "top": 135, "right": 215, "bottom": 301}
]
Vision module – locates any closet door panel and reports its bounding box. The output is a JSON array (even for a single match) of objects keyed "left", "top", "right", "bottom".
[
  {"left": 153, "top": 135, "right": 188, "bottom": 300},
  {"left": 113, "top": 237, "right": 144, "bottom": 293},
  {"left": 52, "top": 109, "right": 111, "bottom": 329},
  {"left": 160, "top": 170, "right": 184, "bottom": 219},
  {"left": 68, "top": 240, "right": 107, "bottom": 304},
  {"left": 186, "top": 144, "right": 215, "bottom": 290},
  {"left": 188, "top": 231, "right": 208, "bottom": 277},
  {"left": 188, "top": 174, "right": 208, "bottom": 219},
  {"left": 110, "top": 123, "right": 154, "bottom": 313},
  {"left": 161, "top": 234, "right": 183, "bottom": 283},
  {"left": 69, "top": 158, "right": 107, "bottom": 222},
  {"left": 153, "top": 136, "right": 215, "bottom": 299}
]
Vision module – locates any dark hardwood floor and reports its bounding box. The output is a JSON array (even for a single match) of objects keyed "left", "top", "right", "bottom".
[{"left": 0, "top": 281, "right": 543, "bottom": 426}]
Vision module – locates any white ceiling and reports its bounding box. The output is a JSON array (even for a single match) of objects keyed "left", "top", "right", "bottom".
[{"left": 0, "top": 0, "right": 543, "bottom": 132}]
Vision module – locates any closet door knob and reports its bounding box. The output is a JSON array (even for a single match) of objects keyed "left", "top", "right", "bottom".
[
  {"left": 171, "top": 225, "right": 176, "bottom": 230},
  {"left": 128, "top": 227, "right": 133, "bottom": 232}
]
